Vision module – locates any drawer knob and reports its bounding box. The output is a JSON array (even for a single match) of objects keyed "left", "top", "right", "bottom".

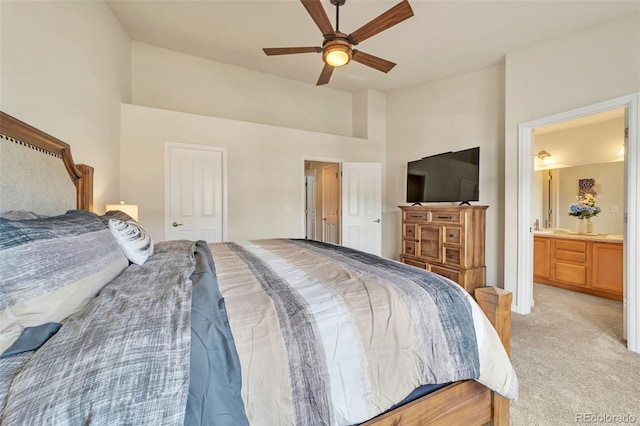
[
  {"left": 449, "top": 234, "right": 454, "bottom": 237},
  {"left": 437, "top": 216, "right": 453, "bottom": 220}
]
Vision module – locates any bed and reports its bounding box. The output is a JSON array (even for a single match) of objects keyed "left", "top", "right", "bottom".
[{"left": 0, "top": 111, "right": 517, "bottom": 425}]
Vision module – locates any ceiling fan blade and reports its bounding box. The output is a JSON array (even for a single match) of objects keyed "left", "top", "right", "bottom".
[
  {"left": 263, "top": 47, "right": 321, "bottom": 56},
  {"left": 349, "top": 0, "right": 414, "bottom": 45},
  {"left": 316, "top": 63, "right": 334, "bottom": 86},
  {"left": 352, "top": 50, "right": 396, "bottom": 73},
  {"left": 300, "top": 0, "right": 334, "bottom": 36}
]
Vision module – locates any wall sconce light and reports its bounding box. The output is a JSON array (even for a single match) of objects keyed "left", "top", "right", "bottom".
[
  {"left": 536, "top": 150, "right": 553, "bottom": 165},
  {"left": 105, "top": 201, "right": 139, "bottom": 221}
]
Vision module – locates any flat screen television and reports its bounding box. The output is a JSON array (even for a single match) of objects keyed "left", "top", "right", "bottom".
[{"left": 406, "top": 147, "right": 480, "bottom": 204}]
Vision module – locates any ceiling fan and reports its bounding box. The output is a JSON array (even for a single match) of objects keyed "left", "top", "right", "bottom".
[{"left": 263, "top": 0, "right": 414, "bottom": 86}]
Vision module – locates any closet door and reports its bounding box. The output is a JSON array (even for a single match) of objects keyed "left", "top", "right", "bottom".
[{"left": 165, "top": 143, "right": 225, "bottom": 242}]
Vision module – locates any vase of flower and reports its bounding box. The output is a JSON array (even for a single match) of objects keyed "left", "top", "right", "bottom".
[
  {"left": 569, "top": 194, "right": 600, "bottom": 233},
  {"left": 576, "top": 218, "right": 587, "bottom": 234}
]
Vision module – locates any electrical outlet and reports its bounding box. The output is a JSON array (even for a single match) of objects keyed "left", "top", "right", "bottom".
[
  {"left": 611, "top": 205, "right": 618, "bottom": 213},
  {"left": 284, "top": 206, "right": 294, "bottom": 214}
]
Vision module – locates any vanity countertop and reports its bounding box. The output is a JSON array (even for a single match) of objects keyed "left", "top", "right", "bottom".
[{"left": 533, "top": 230, "right": 623, "bottom": 243}]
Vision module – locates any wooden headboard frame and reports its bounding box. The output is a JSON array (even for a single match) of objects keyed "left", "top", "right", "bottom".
[{"left": 0, "top": 111, "right": 94, "bottom": 211}]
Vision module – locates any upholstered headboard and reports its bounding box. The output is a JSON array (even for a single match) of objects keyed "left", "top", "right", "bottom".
[{"left": 0, "top": 111, "right": 93, "bottom": 215}]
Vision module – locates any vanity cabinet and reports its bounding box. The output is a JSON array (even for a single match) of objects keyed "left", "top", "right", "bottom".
[
  {"left": 592, "top": 243, "right": 623, "bottom": 295},
  {"left": 400, "top": 205, "right": 487, "bottom": 293},
  {"left": 533, "top": 237, "right": 551, "bottom": 280},
  {"left": 533, "top": 234, "right": 622, "bottom": 301}
]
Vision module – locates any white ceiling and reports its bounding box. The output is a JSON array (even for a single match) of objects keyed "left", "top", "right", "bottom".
[{"left": 106, "top": 1, "right": 640, "bottom": 93}]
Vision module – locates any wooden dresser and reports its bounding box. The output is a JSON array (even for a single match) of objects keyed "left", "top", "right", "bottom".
[{"left": 399, "top": 205, "right": 488, "bottom": 293}]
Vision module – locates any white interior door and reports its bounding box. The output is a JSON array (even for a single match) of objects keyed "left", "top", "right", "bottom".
[
  {"left": 165, "top": 143, "right": 224, "bottom": 242},
  {"left": 341, "top": 162, "right": 382, "bottom": 256},
  {"left": 306, "top": 173, "right": 316, "bottom": 240},
  {"left": 322, "top": 164, "right": 340, "bottom": 244}
]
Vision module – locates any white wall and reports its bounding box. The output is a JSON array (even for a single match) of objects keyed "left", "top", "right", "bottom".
[
  {"left": 131, "top": 42, "right": 353, "bottom": 137},
  {"left": 0, "top": 0, "right": 131, "bottom": 213},
  {"left": 120, "top": 104, "right": 385, "bottom": 242},
  {"left": 386, "top": 65, "right": 505, "bottom": 285},
  {"left": 504, "top": 14, "right": 640, "bottom": 300}
]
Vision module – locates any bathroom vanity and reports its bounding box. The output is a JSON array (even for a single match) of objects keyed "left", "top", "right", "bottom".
[{"left": 533, "top": 231, "right": 623, "bottom": 301}]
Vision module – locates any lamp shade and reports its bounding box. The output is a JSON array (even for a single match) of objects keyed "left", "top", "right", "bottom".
[
  {"left": 322, "top": 39, "right": 352, "bottom": 67},
  {"left": 105, "top": 202, "right": 139, "bottom": 221}
]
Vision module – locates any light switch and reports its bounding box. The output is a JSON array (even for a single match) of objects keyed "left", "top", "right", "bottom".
[
  {"left": 284, "top": 206, "right": 294, "bottom": 214},
  {"left": 611, "top": 205, "right": 618, "bottom": 213}
]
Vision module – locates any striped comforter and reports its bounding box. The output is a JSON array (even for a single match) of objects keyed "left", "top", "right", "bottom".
[
  {"left": 0, "top": 238, "right": 516, "bottom": 425},
  {"left": 210, "top": 239, "right": 518, "bottom": 426}
]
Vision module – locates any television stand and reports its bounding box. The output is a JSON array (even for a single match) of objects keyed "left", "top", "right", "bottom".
[
  {"left": 411, "top": 202, "right": 423, "bottom": 206},
  {"left": 459, "top": 201, "right": 471, "bottom": 206}
]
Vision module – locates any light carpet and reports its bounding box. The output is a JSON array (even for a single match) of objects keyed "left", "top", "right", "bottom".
[{"left": 510, "top": 284, "right": 640, "bottom": 425}]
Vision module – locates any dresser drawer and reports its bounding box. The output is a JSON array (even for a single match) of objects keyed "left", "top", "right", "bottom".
[
  {"left": 403, "top": 257, "right": 427, "bottom": 270},
  {"left": 403, "top": 240, "right": 417, "bottom": 256},
  {"left": 442, "top": 247, "right": 461, "bottom": 267},
  {"left": 429, "top": 210, "right": 461, "bottom": 224},
  {"left": 404, "top": 211, "right": 428, "bottom": 222},
  {"left": 403, "top": 223, "right": 417, "bottom": 239},
  {"left": 429, "top": 264, "right": 460, "bottom": 283},
  {"left": 443, "top": 226, "right": 461, "bottom": 246}
]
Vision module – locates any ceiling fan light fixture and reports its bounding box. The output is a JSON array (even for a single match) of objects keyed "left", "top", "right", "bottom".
[{"left": 323, "top": 39, "right": 352, "bottom": 67}]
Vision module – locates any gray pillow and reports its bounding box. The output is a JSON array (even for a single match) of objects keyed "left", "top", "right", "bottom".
[
  {"left": 99, "top": 209, "right": 136, "bottom": 226},
  {"left": 0, "top": 210, "right": 43, "bottom": 220},
  {"left": 0, "top": 210, "right": 128, "bottom": 355}
]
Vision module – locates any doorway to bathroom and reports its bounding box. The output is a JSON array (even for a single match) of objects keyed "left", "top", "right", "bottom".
[{"left": 517, "top": 93, "right": 640, "bottom": 353}]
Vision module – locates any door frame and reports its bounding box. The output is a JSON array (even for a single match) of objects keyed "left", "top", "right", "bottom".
[
  {"left": 305, "top": 171, "right": 316, "bottom": 240},
  {"left": 301, "top": 155, "right": 344, "bottom": 240},
  {"left": 164, "top": 141, "right": 228, "bottom": 242},
  {"left": 515, "top": 93, "right": 639, "bottom": 353}
]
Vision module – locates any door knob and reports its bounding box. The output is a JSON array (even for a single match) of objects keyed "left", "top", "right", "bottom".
[
  {"left": 172, "top": 222, "right": 183, "bottom": 227},
  {"left": 373, "top": 219, "right": 381, "bottom": 223}
]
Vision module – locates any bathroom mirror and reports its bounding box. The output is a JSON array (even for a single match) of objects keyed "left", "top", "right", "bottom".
[{"left": 533, "top": 163, "right": 624, "bottom": 235}]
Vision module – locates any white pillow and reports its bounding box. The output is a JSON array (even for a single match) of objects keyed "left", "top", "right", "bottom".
[{"left": 108, "top": 219, "right": 154, "bottom": 265}]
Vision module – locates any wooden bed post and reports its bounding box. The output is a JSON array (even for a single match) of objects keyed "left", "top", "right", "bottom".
[
  {"left": 76, "top": 164, "right": 94, "bottom": 211},
  {"left": 475, "top": 287, "right": 512, "bottom": 426}
]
